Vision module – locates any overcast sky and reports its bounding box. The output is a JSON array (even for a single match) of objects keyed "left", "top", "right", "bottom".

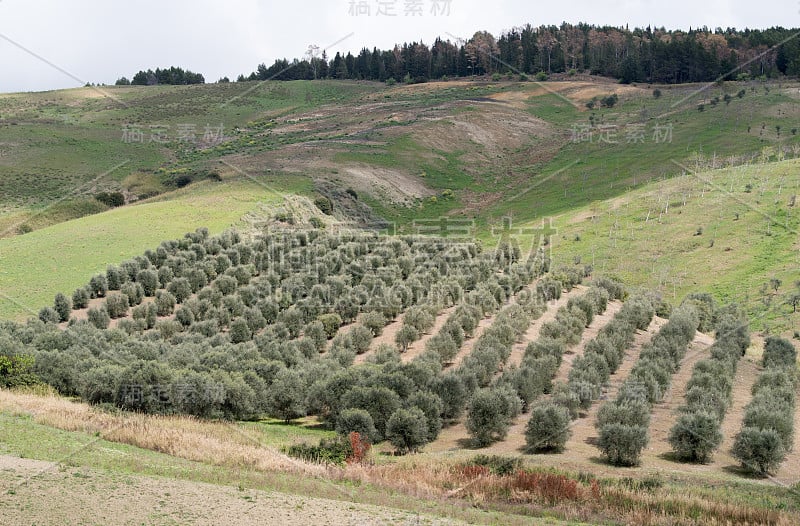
[{"left": 0, "top": 0, "right": 797, "bottom": 93}]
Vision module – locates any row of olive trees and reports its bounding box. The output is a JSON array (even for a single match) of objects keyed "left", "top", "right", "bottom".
[
  {"left": 731, "top": 336, "right": 797, "bottom": 475},
  {"left": 595, "top": 302, "right": 700, "bottom": 466},
  {"left": 458, "top": 268, "right": 590, "bottom": 447},
  {"left": 524, "top": 288, "right": 656, "bottom": 454},
  {"left": 668, "top": 305, "right": 751, "bottom": 463}
]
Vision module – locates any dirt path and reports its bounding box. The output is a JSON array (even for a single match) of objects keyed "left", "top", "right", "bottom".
[
  {"left": 0, "top": 455, "right": 464, "bottom": 526},
  {"left": 711, "top": 356, "right": 760, "bottom": 469},
  {"left": 502, "top": 287, "right": 589, "bottom": 370},
  {"left": 562, "top": 316, "right": 668, "bottom": 460},
  {"left": 427, "top": 293, "right": 619, "bottom": 454},
  {"left": 445, "top": 279, "right": 556, "bottom": 368},
  {"left": 775, "top": 361, "right": 800, "bottom": 483},
  {"left": 400, "top": 305, "right": 457, "bottom": 363},
  {"left": 483, "top": 299, "right": 629, "bottom": 455},
  {"left": 551, "top": 300, "right": 623, "bottom": 385},
  {"left": 353, "top": 313, "right": 405, "bottom": 365},
  {"left": 645, "top": 331, "right": 714, "bottom": 461}
]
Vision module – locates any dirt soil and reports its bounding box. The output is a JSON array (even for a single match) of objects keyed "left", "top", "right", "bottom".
[{"left": 0, "top": 455, "right": 464, "bottom": 526}]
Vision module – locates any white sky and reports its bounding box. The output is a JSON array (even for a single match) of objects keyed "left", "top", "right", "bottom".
[{"left": 0, "top": 0, "right": 797, "bottom": 93}]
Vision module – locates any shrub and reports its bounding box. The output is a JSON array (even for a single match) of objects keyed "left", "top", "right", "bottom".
[
  {"left": 105, "top": 293, "right": 129, "bottom": 319},
  {"left": 89, "top": 274, "right": 108, "bottom": 298},
  {"left": 732, "top": 427, "right": 786, "bottom": 475},
  {"left": 525, "top": 401, "right": 571, "bottom": 453},
  {"left": 136, "top": 269, "right": 159, "bottom": 296},
  {"left": 87, "top": 307, "right": 110, "bottom": 329},
  {"left": 598, "top": 423, "right": 648, "bottom": 466},
  {"left": 155, "top": 291, "right": 176, "bottom": 317},
  {"left": 286, "top": 437, "right": 352, "bottom": 465},
  {"left": 668, "top": 411, "right": 722, "bottom": 463},
  {"left": 38, "top": 307, "right": 60, "bottom": 325},
  {"left": 72, "top": 288, "right": 90, "bottom": 309},
  {"left": 762, "top": 337, "right": 796, "bottom": 369},
  {"left": 386, "top": 407, "right": 430, "bottom": 454},
  {"left": 336, "top": 408, "right": 378, "bottom": 442}
]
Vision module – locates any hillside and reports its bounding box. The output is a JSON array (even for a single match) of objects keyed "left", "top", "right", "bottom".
[
  {"left": 2, "top": 78, "right": 799, "bottom": 330},
  {"left": 1, "top": 78, "right": 799, "bottom": 526}
]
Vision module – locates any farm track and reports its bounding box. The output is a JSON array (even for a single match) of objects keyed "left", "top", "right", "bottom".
[
  {"left": 445, "top": 279, "right": 573, "bottom": 369},
  {"left": 353, "top": 312, "right": 406, "bottom": 365},
  {"left": 400, "top": 305, "right": 458, "bottom": 363},
  {"left": 481, "top": 299, "right": 628, "bottom": 455},
  {"left": 427, "top": 291, "right": 618, "bottom": 454},
  {"left": 711, "top": 356, "right": 760, "bottom": 470},
  {"left": 501, "top": 286, "right": 587, "bottom": 371},
  {"left": 646, "top": 331, "right": 714, "bottom": 460},
  {"left": 563, "top": 316, "right": 668, "bottom": 460},
  {"left": 776, "top": 360, "right": 800, "bottom": 483}
]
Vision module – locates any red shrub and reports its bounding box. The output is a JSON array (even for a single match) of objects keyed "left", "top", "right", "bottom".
[
  {"left": 346, "top": 431, "right": 371, "bottom": 464},
  {"left": 511, "top": 471, "right": 580, "bottom": 503}
]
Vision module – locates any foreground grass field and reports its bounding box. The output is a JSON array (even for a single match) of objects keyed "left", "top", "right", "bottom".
[{"left": 1, "top": 388, "right": 798, "bottom": 525}]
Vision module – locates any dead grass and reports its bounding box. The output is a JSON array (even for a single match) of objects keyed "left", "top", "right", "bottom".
[{"left": 0, "top": 389, "right": 326, "bottom": 478}]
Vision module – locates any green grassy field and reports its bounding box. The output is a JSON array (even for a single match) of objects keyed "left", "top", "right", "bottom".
[
  {"left": 2, "top": 78, "right": 799, "bottom": 325},
  {"left": 546, "top": 159, "right": 800, "bottom": 333},
  {"left": 0, "top": 179, "right": 288, "bottom": 320}
]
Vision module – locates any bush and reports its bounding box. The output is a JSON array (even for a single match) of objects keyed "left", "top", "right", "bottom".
[
  {"left": 38, "top": 307, "right": 60, "bottom": 325},
  {"left": 95, "top": 191, "right": 125, "bottom": 208},
  {"left": 89, "top": 274, "right": 108, "bottom": 298},
  {"left": 87, "top": 307, "right": 110, "bottom": 329},
  {"left": 525, "top": 401, "right": 571, "bottom": 453},
  {"left": 386, "top": 407, "right": 430, "bottom": 454},
  {"left": 229, "top": 318, "right": 252, "bottom": 343},
  {"left": 53, "top": 293, "right": 72, "bottom": 322},
  {"left": 732, "top": 427, "right": 786, "bottom": 475},
  {"left": 136, "top": 269, "right": 159, "bottom": 296},
  {"left": 598, "top": 423, "right": 648, "bottom": 466},
  {"left": 155, "top": 291, "right": 176, "bottom": 317},
  {"left": 72, "top": 288, "right": 90, "bottom": 309},
  {"left": 336, "top": 408, "right": 378, "bottom": 442},
  {"left": 286, "top": 437, "right": 352, "bottom": 465},
  {"left": 668, "top": 411, "right": 722, "bottom": 463},
  {"left": 762, "top": 337, "right": 796, "bottom": 369},
  {"left": 469, "top": 454, "right": 522, "bottom": 475}
]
